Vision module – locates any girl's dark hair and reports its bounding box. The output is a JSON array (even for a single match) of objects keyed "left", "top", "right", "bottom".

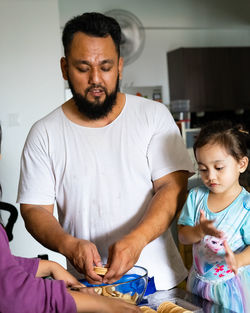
[
  {"left": 62, "top": 12, "right": 121, "bottom": 58},
  {"left": 193, "top": 120, "right": 249, "bottom": 161}
]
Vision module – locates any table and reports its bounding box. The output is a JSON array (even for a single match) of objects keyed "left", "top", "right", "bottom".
[{"left": 142, "top": 288, "right": 236, "bottom": 313}]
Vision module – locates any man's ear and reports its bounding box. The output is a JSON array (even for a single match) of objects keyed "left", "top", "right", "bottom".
[
  {"left": 239, "top": 156, "right": 249, "bottom": 173},
  {"left": 118, "top": 57, "right": 124, "bottom": 81},
  {"left": 60, "top": 57, "right": 68, "bottom": 80}
]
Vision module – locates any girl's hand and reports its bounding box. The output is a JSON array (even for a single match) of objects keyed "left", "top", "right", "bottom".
[
  {"left": 223, "top": 240, "right": 238, "bottom": 275},
  {"left": 36, "top": 260, "right": 81, "bottom": 287},
  {"left": 198, "top": 210, "right": 224, "bottom": 238}
]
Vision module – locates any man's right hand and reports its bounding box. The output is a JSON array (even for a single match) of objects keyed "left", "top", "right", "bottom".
[
  {"left": 20, "top": 204, "right": 104, "bottom": 284},
  {"left": 66, "top": 238, "right": 104, "bottom": 284}
]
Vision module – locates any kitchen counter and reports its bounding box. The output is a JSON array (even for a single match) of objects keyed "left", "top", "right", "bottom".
[{"left": 142, "top": 288, "right": 236, "bottom": 313}]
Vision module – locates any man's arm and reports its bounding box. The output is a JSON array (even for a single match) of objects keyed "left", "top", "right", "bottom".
[
  {"left": 103, "top": 170, "right": 189, "bottom": 284},
  {"left": 20, "top": 204, "right": 103, "bottom": 282}
]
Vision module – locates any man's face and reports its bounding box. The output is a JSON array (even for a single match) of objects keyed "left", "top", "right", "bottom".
[{"left": 61, "top": 32, "right": 123, "bottom": 119}]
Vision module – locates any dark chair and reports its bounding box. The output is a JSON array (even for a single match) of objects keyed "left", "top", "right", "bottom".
[{"left": 0, "top": 201, "right": 18, "bottom": 241}]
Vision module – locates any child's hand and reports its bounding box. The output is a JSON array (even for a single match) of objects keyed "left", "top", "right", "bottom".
[
  {"left": 198, "top": 210, "right": 224, "bottom": 238},
  {"left": 36, "top": 260, "right": 80, "bottom": 287},
  {"left": 224, "top": 240, "right": 238, "bottom": 275}
]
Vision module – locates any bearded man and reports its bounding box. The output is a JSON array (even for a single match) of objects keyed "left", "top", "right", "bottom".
[{"left": 17, "top": 12, "right": 194, "bottom": 291}]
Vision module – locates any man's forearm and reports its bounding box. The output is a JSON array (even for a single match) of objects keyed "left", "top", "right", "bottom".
[
  {"left": 126, "top": 171, "right": 188, "bottom": 247},
  {"left": 20, "top": 204, "right": 73, "bottom": 255}
]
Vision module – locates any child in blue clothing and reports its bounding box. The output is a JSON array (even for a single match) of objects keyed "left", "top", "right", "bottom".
[{"left": 178, "top": 120, "right": 250, "bottom": 312}]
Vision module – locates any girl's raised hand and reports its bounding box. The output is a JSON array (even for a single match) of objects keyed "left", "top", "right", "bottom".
[
  {"left": 223, "top": 240, "right": 238, "bottom": 275},
  {"left": 199, "top": 210, "right": 224, "bottom": 238}
]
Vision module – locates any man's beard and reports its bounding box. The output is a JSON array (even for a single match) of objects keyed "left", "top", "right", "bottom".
[{"left": 68, "top": 76, "right": 119, "bottom": 120}]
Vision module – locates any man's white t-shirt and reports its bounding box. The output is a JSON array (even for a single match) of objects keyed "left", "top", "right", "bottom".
[{"left": 17, "top": 94, "right": 194, "bottom": 289}]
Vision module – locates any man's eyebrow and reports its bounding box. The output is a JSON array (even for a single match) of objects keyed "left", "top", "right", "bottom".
[
  {"left": 75, "top": 60, "right": 90, "bottom": 65},
  {"left": 75, "top": 59, "right": 114, "bottom": 65},
  {"left": 100, "top": 59, "right": 114, "bottom": 65}
]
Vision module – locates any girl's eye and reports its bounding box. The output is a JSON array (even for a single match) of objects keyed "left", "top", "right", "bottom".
[
  {"left": 198, "top": 168, "right": 207, "bottom": 172},
  {"left": 216, "top": 167, "right": 224, "bottom": 171}
]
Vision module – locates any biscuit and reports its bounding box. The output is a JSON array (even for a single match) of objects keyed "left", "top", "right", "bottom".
[
  {"left": 157, "top": 301, "right": 176, "bottom": 313},
  {"left": 140, "top": 306, "right": 157, "bottom": 312},
  {"left": 169, "top": 307, "right": 187, "bottom": 313},
  {"left": 94, "top": 287, "right": 102, "bottom": 295},
  {"left": 102, "top": 286, "right": 116, "bottom": 297},
  {"left": 93, "top": 266, "right": 108, "bottom": 275},
  {"left": 157, "top": 301, "right": 192, "bottom": 313}
]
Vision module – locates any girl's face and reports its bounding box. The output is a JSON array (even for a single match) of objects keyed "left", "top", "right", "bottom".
[{"left": 195, "top": 143, "right": 248, "bottom": 195}]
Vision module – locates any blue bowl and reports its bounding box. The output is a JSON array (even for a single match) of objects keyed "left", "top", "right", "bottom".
[{"left": 80, "top": 265, "right": 148, "bottom": 304}]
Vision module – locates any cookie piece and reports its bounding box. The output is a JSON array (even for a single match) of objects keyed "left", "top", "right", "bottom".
[
  {"left": 157, "top": 301, "right": 192, "bottom": 313},
  {"left": 140, "top": 306, "right": 157, "bottom": 312},
  {"left": 157, "top": 301, "right": 176, "bottom": 313},
  {"left": 93, "top": 266, "right": 108, "bottom": 275}
]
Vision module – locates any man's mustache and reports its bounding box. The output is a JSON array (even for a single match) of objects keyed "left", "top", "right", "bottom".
[{"left": 86, "top": 85, "right": 107, "bottom": 93}]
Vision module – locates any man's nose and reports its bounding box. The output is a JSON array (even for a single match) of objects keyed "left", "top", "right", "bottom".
[{"left": 89, "top": 68, "right": 101, "bottom": 85}]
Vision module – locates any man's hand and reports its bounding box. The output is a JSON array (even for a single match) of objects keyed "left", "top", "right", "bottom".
[
  {"left": 102, "top": 234, "right": 145, "bottom": 284},
  {"left": 66, "top": 238, "right": 104, "bottom": 284}
]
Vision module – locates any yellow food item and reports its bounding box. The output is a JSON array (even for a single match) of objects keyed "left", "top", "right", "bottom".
[
  {"left": 93, "top": 266, "right": 108, "bottom": 275},
  {"left": 140, "top": 305, "right": 157, "bottom": 312},
  {"left": 93, "top": 283, "right": 139, "bottom": 304},
  {"left": 157, "top": 301, "right": 192, "bottom": 313}
]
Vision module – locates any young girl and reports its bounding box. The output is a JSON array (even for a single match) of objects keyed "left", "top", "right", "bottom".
[
  {"left": 178, "top": 120, "right": 250, "bottom": 312},
  {"left": 0, "top": 124, "right": 140, "bottom": 313}
]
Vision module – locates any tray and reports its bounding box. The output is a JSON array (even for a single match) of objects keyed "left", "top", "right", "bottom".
[
  {"left": 145, "top": 290, "right": 202, "bottom": 312},
  {"left": 142, "top": 288, "right": 237, "bottom": 313}
]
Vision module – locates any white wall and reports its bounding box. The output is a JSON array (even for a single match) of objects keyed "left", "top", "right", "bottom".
[
  {"left": 0, "top": 0, "right": 66, "bottom": 265},
  {"left": 59, "top": 0, "right": 250, "bottom": 104}
]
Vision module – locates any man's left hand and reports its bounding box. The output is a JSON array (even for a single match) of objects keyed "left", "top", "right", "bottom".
[{"left": 102, "top": 234, "right": 145, "bottom": 284}]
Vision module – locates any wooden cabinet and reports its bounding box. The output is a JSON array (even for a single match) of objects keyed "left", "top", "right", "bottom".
[{"left": 167, "top": 47, "right": 250, "bottom": 112}]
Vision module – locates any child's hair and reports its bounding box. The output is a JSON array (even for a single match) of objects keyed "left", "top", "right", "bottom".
[{"left": 193, "top": 120, "right": 249, "bottom": 162}]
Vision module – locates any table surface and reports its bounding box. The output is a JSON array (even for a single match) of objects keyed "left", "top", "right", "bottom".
[{"left": 142, "top": 288, "right": 236, "bottom": 313}]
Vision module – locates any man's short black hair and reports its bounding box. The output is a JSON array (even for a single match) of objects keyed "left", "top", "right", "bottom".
[{"left": 62, "top": 12, "right": 121, "bottom": 58}]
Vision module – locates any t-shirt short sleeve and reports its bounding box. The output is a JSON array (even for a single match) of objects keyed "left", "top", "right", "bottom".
[
  {"left": 147, "top": 103, "right": 194, "bottom": 181},
  {"left": 17, "top": 121, "right": 56, "bottom": 205}
]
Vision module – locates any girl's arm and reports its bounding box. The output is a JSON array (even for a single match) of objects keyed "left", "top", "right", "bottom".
[
  {"left": 36, "top": 259, "right": 81, "bottom": 287},
  {"left": 178, "top": 224, "right": 204, "bottom": 245},
  {"left": 178, "top": 210, "right": 224, "bottom": 245}
]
